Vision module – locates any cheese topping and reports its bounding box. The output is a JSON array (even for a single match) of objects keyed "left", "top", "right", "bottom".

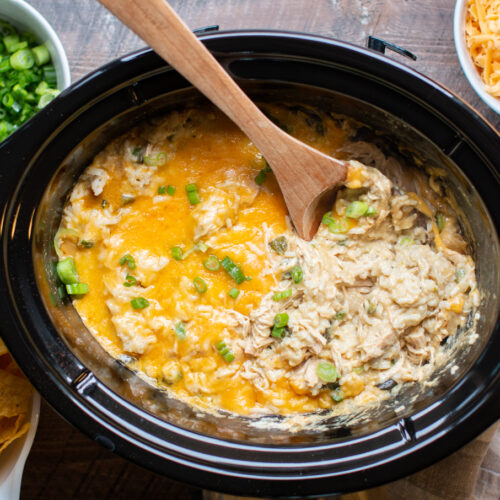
[{"left": 56, "top": 105, "right": 478, "bottom": 417}]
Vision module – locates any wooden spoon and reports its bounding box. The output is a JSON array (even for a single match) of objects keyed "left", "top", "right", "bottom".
[{"left": 98, "top": 0, "right": 347, "bottom": 240}]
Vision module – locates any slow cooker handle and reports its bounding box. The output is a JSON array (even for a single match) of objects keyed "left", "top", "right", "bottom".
[{"left": 366, "top": 36, "right": 417, "bottom": 61}]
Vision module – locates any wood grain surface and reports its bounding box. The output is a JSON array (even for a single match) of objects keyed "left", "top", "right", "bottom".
[{"left": 15, "top": 0, "right": 500, "bottom": 498}]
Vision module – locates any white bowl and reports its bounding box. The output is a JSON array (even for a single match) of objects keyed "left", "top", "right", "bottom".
[
  {"left": 0, "top": 392, "right": 40, "bottom": 500},
  {"left": 454, "top": 0, "right": 500, "bottom": 114},
  {"left": 0, "top": 0, "right": 71, "bottom": 90}
]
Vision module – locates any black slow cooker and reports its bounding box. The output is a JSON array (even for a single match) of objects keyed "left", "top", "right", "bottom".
[{"left": 1, "top": 31, "right": 499, "bottom": 498}]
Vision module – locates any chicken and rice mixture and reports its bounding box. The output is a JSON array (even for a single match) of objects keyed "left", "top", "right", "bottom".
[{"left": 54, "top": 105, "right": 478, "bottom": 417}]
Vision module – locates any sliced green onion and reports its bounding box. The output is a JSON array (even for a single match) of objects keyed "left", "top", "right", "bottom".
[
  {"left": 144, "top": 151, "right": 167, "bottom": 166},
  {"left": 221, "top": 256, "right": 245, "bottom": 284},
  {"left": 290, "top": 264, "right": 303, "bottom": 284},
  {"left": 228, "top": 287, "right": 240, "bottom": 299},
  {"left": 167, "top": 185, "right": 176, "bottom": 196},
  {"left": 193, "top": 276, "right": 207, "bottom": 293},
  {"left": 398, "top": 236, "right": 413, "bottom": 247},
  {"left": 273, "top": 312, "right": 289, "bottom": 328},
  {"left": 123, "top": 274, "right": 137, "bottom": 287},
  {"left": 331, "top": 389, "right": 344, "bottom": 403},
  {"left": 255, "top": 162, "right": 272, "bottom": 185},
  {"left": 269, "top": 236, "right": 288, "bottom": 254},
  {"left": 185, "top": 183, "right": 201, "bottom": 205},
  {"left": 216, "top": 340, "right": 235, "bottom": 362},
  {"left": 335, "top": 311, "right": 346, "bottom": 320},
  {"left": 131, "top": 297, "right": 149, "bottom": 309},
  {"left": 119, "top": 253, "right": 136, "bottom": 269},
  {"left": 316, "top": 361, "right": 338, "bottom": 383},
  {"left": 345, "top": 201, "right": 370, "bottom": 219},
  {"left": 365, "top": 300, "right": 377, "bottom": 315},
  {"left": 174, "top": 321, "right": 186, "bottom": 340},
  {"left": 365, "top": 206, "right": 378, "bottom": 217},
  {"left": 37, "top": 89, "right": 59, "bottom": 108},
  {"left": 65, "top": 283, "right": 89, "bottom": 296},
  {"left": 322, "top": 211, "right": 335, "bottom": 226},
  {"left": 42, "top": 65, "right": 57, "bottom": 86},
  {"left": 56, "top": 257, "right": 79, "bottom": 285},
  {"left": 197, "top": 242, "right": 208, "bottom": 252},
  {"left": 171, "top": 246, "right": 183, "bottom": 261},
  {"left": 3, "top": 35, "right": 20, "bottom": 53},
  {"left": 34, "top": 80, "right": 49, "bottom": 96},
  {"left": 455, "top": 268, "right": 466, "bottom": 283},
  {"left": 337, "top": 239, "right": 348, "bottom": 246},
  {"left": 435, "top": 212, "right": 445, "bottom": 232},
  {"left": 78, "top": 240, "right": 94, "bottom": 249},
  {"left": 328, "top": 219, "right": 349, "bottom": 234},
  {"left": 203, "top": 255, "right": 220, "bottom": 271},
  {"left": 273, "top": 288, "right": 292, "bottom": 301},
  {"left": 53, "top": 227, "right": 79, "bottom": 258},
  {"left": 271, "top": 326, "right": 286, "bottom": 338},
  {"left": 158, "top": 185, "right": 166, "bottom": 194},
  {"left": 32, "top": 44, "right": 50, "bottom": 66},
  {"left": 132, "top": 146, "right": 144, "bottom": 164}
]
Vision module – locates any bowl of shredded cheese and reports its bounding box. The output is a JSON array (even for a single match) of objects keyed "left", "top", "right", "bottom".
[{"left": 454, "top": 0, "right": 500, "bottom": 113}]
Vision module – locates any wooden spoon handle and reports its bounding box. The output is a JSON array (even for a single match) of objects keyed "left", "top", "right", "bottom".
[{"left": 97, "top": 0, "right": 273, "bottom": 147}]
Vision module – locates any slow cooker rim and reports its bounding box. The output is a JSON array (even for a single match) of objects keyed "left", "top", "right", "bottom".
[{"left": 1, "top": 30, "right": 499, "bottom": 497}]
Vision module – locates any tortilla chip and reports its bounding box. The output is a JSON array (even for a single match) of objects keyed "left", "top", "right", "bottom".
[
  {"left": 0, "top": 414, "right": 29, "bottom": 453},
  {"left": 0, "top": 338, "right": 7, "bottom": 356},
  {"left": 0, "top": 369, "right": 32, "bottom": 418}
]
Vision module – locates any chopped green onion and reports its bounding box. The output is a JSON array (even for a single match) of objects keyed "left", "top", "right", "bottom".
[
  {"left": 158, "top": 185, "right": 166, "bottom": 194},
  {"left": 435, "top": 212, "right": 445, "bottom": 232},
  {"left": 328, "top": 219, "right": 349, "bottom": 234},
  {"left": 3, "top": 35, "right": 20, "bottom": 53},
  {"left": 131, "top": 146, "right": 144, "bottom": 164},
  {"left": 273, "top": 312, "right": 289, "bottom": 328},
  {"left": 273, "top": 289, "right": 292, "bottom": 301},
  {"left": 398, "top": 236, "right": 413, "bottom": 247},
  {"left": 322, "top": 211, "right": 335, "bottom": 226},
  {"left": 171, "top": 246, "right": 183, "bottom": 261},
  {"left": 37, "top": 89, "right": 59, "bottom": 108},
  {"left": 78, "top": 240, "right": 94, "bottom": 249},
  {"left": 203, "top": 255, "right": 220, "bottom": 271},
  {"left": 271, "top": 326, "right": 286, "bottom": 338},
  {"left": 255, "top": 162, "right": 272, "bottom": 185},
  {"left": 193, "top": 276, "right": 207, "bottom": 293},
  {"left": 174, "top": 321, "right": 186, "bottom": 340},
  {"left": 65, "top": 283, "right": 89, "bottom": 296},
  {"left": 53, "top": 227, "right": 79, "bottom": 258},
  {"left": 365, "top": 206, "right": 378, "bottom": 217},
  {"left": 337, "top": 239, "right": 348, "bottom": 246},
  {"left": 56, "top": 257, "right": 79, "bottom": 284},
  {"left": 345, "top": 201, "right": 370, "bottom": 219},
  {"left": 269, "top": 236, "right": 288, "bottom": 254},
  {"left": 123, "top": 274, "right": 137, "bottom": 287},
  {"left": 42, "top": 65, "right": 57, "bottom": 86},
  {"left": 290, "top": 264, "right": 303, "bottom": 284},
  {"left": 34, "top": 80, "right": 48, "bottom": 96},
  {"left": 185, "top": 183, "right": 201, "bottom": 205},
  {"left": 365, "top": 300, "right": 377, "bottom": 315},
  {"left": 228, "top": 287, "right": 240, "bottom": 299},
  {"left": 119, "top": 253, "right": 136, "bottom": 269},
  {"left": 144, "top": 151, "right": 167, "bottom": 166},
  {"left": 131, "top": 297, "right": 149, "bottom": 309},
  {"left": 455, "top": 268, "right": 466, "bottom": 283},
  {"left": 317, "top": 361, "right": 338, "bottom": 383},
  {"left": 331, "top": 389, "right": 344, "bottom": 403},
  {"left": 197, "top": 242, "right": 208, "bottom": 253},
  {"left": 221, "top": 256, "right": 245, "bottom": 284},
  {"left": 216, "top": 340, "right": 235, "bottom": 362},
  {"left": 32, "top": 44, "right": 50, "bottom": 66},
  {"left": 166, "top": 185, "right": 176, "bottom": 196}
]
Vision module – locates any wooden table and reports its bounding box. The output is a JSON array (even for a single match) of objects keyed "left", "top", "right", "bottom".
[{"left": 19, "top": 1, "right": 500, "bottom": 498}]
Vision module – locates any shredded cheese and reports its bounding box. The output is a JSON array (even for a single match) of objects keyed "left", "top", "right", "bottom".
[{"left": 465, "top": 0, "right": 500, "bottom": 97}]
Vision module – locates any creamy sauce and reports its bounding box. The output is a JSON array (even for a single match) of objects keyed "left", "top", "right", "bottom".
[{"left": 56, "top": 105, "right": 479, "bottom": 417}]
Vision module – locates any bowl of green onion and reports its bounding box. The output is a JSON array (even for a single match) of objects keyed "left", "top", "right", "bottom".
[{"left": 0, "top": 0, "right": 70, "bottom": 143}]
